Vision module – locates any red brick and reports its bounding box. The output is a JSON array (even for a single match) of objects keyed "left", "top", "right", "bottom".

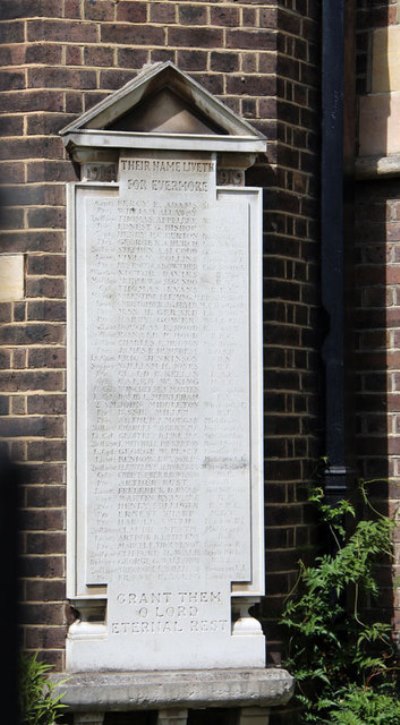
[
  {"left": 0, "top": 137, "right": 63, "bottom": 161},
  {"left": 25, "top": 484, "right": 66, "bottom": 508},
  {"left": 12, "top": 348, "right": 27, "bottom": 369},
  {"left": 27, "top": 439, "right": 66, "bottom": 462},
  {"left": 28, "top": 349, "right": 66, "bottom": 368},
  {"left": 26, "top": 255, "right": 66, "bottom": 276},
  {"left": 117, "top": 48, "right": 149, "bottom": 68},
  {"left": 22, "top": 462, "right": 65, "bottom": 484},
  {"left": 168, "top": 27, "right": 223, "bottom": 48},
  {"left": 24, "top": 627, "right": 66, "bottom": 650},
  {"left": 99, "top": 69, "right": 137, "bottom": 90},
  {"left": 0, "top": 207, "right": 24, "bottom": 230},
  {"left": 0, "top": 0, "right": 63, "bottom": 19},
  {"left": 25, "top": 579, "right": 66, "bottom": 602},
  {"left": 25, "top": 44, "right": 63, "bottom": 65},
  {"left": 241, "top": 54, "right": 258, "bottom": 73},
  {"left": 0, "top": 231, "right": 65, "bottom": 254},
  {"left": 20, "top": 601, "right": 65, "bottom": 627},
  {"left": 179, "top": 5, "right": 208, "bottom": 25},
  {"left": 150, "top": 49, "right": 175, "bottom": 65},
  {"left": 101, "top": 23, "right": 164, "bottom": 45},
  {"left": 64, "top": 0, "right": 81, "bottom": 18},
  {"left": 0, "top": 70, "right": 25, "bottom": 91},
  {"left": 0, "top": 323, "right": 65, "bottom": 346},
  {"left": 27, "top": 161, "right": 76, "bottom": 184},
  {"left": 242, "top": 8, "right": 257, "bottom": 26},
  {"left": 150, "top": 3, "right": 176, "bottom": 24},
  {"left": 32, "top": 651, "right": 63, "bottom": 669},
  {"left": 0, "top": 369, "right": 64, "bottom": 392},
  {"left": 20, "top": 504, "right": 65, "bottom": 529},
  {"left": 0, "top": 21, "right": 24, "bottom": 43},
  {"left": 27, "top": 207, "right": 66, "bottom": 229},
  {"left": 0, "top": 303, "right": 12, "bottom": 323},
  {"left": 27, "top": 113, "right": 74, "bottom": 135},
  {"left": 177, "top": 50, "right": 207, "bottom": 71},
  {"left": 116, "top": 2, "right": 147, "bottom": 23},
  {"left": 65, "top": 45, "right": 82, "bottom": 66},
  {"left": 27, "top": 300, "right": 66, "bottom": 322},
  {"left": 226, "top": 29, "right": 276, "bottom": 51},
  {"left": 27, "top": 19, "right": 97, "bottom": 43},
  {"left": 11, "top": 395, "right": 27, "bottom": 415},
  {"left": 0, "top": 115, "right": 24, "bottom": 136},
  {"left": 190, "top": 73, "right": 223, "bottom": 95},
  {"left": 84, "top": 46, "right": 114, "bottom": 67},
  {"left": 0, "top": 416, "right": 64, "bottom": 438},
  {"left": 0, "top": 161, "right": 25, "bottom": 184},
  {"left": 27, "top": 394, "right": 66, "bottom": 415},
  {"left": 210, "top": 51, "right": 239, "bottom": 73},
  {"left": 65, "top": 92, "right": 84, "bottom": 114},
  {"left": 0, "top": 44, "right": 25, "bottom": 66},
  {"left": 28, "top": 67, "right": 97, "bottom": 90},
  {"left": 11, "top": 301, "right": 26, "bottom": 327},
  {"left": 210, "top": 6, "right": 239, "bottom": 26},
  {"left": 85, "top": 0, "right": 115, "bottom": 21},
  {"left": 26, "top": 532, "right": 65, "bottom": 555},
  {"left": 0, "top": 90, "right": 64, "bottom": 113}
]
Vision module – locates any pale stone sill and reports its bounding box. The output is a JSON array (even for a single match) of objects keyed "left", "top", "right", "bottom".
[
  {"left": 51, "top": 668, "right": 294, "bottom": 712},
  {"left": 356, "top": 153, "right": 400, "bottom": 179}
]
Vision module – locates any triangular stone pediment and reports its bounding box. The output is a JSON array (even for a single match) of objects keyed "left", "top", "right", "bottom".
[
  {"left": 108, "top": 88, "right": 225, "bottom": 135},
  {"left": 60, "top": 61, "right": 265, "bottom": 141}
]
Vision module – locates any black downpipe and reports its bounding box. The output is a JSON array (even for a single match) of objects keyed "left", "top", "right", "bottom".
[{"left": 321, "top": 0, "right": 350, "bottom": 506}]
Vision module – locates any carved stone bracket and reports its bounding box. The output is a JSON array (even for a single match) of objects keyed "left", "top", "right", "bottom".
[
  {"left": 217, "top": 168, "right": 245, "bottom": 186},
  {"left": 81, "top": 162, "right": 117, "bottom": 183},
  {"left": 231, "top": 598, "right": 264, "bottom": 637}
]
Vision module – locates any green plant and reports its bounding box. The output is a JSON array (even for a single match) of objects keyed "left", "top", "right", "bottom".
[
  {"left": 280, "top": 477, "right": 400, "bottom": 723},
  {"left": 328, "top": 685, "right": 400, "bottom": 724},
  {"left": 19, "top": 652, "right": 67, "bottom": 725}
]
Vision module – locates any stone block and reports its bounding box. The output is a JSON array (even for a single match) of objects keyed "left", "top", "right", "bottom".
[
  {"left": 0, "top": 254, "right": 24, "bottom": 301},
  {"left": 358, "top": 93, "right": 400, "bottom": 157},
  {"left": 371, "top": 26, "right": 400, "bottom": 93}
]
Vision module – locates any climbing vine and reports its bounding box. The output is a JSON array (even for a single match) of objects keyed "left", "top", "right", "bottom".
[{"left": 280, "top": 478, "right": 400, "bottom": 723}]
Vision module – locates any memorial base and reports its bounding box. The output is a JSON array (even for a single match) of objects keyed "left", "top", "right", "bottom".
[
  {"left": 52, "top": 669, "right": 294, "bottom": 724},
  {"left": 66, "top": 626, "right": 266, "bottom": 671}
]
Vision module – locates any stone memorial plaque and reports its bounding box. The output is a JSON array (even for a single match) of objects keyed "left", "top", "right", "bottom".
[{"left": 67, "top": 151, "right": 264, "bottom": 670}]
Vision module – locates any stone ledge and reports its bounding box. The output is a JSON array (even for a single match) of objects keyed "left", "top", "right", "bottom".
[
  {"left": 51, "top": 668, "right": 294, "bottom": 712},
  {"left": 356, "top": 153, "right": 400, "bottom": 179}
]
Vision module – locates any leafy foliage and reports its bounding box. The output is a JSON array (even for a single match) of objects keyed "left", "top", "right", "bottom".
[
  {"left": 329, "top": 685, "right": 400, "bottom": 724},
  {"left": 280, "top": 477, "right": 400, "bottom": 723},
  {"left": 19, "top": 652, "right": 67, "bottom": 725}
]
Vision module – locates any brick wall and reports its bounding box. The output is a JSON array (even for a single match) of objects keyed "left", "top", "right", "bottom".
[
  {"left": 353, "top": 180, "right": 400, "bottom": 631},
  {"left": 355, "top": 0, "right": 400, "bottom": 636},
  {"left": 0, "top": 0, "right": 321, "bottom": 698}
]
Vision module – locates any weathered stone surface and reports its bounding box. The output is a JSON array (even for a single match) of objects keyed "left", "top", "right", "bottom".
[
  {"left": 371, "top": 26, "right": 400, "bottom": 94},
  {"left": 0, "top": 254, "right": 24, "bottom": 301},
  {"left": 52, "top": 668, "right": 294, "bottom": 711},
  {"left": 358, "top": 93, "right": 400, "bottom": 157},
  {"left": 67, "top": 149, "right": 264, "bottom": 670}
]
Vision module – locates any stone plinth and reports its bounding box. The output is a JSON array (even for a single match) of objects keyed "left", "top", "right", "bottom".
[{"left": 52, "top": 668, "right": 294, "bottom": 721}]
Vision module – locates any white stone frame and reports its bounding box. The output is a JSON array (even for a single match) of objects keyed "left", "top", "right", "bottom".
[
  {"left": 64, "top": 62, "right": 268, "bottom": 670},
  {"left": 66, "top": 181, "right": 264, "bottom": 606}
]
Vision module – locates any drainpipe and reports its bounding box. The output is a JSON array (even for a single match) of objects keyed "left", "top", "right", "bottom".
[{"left": 321, "top": 0, "right": 354, "bottom": 505}]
